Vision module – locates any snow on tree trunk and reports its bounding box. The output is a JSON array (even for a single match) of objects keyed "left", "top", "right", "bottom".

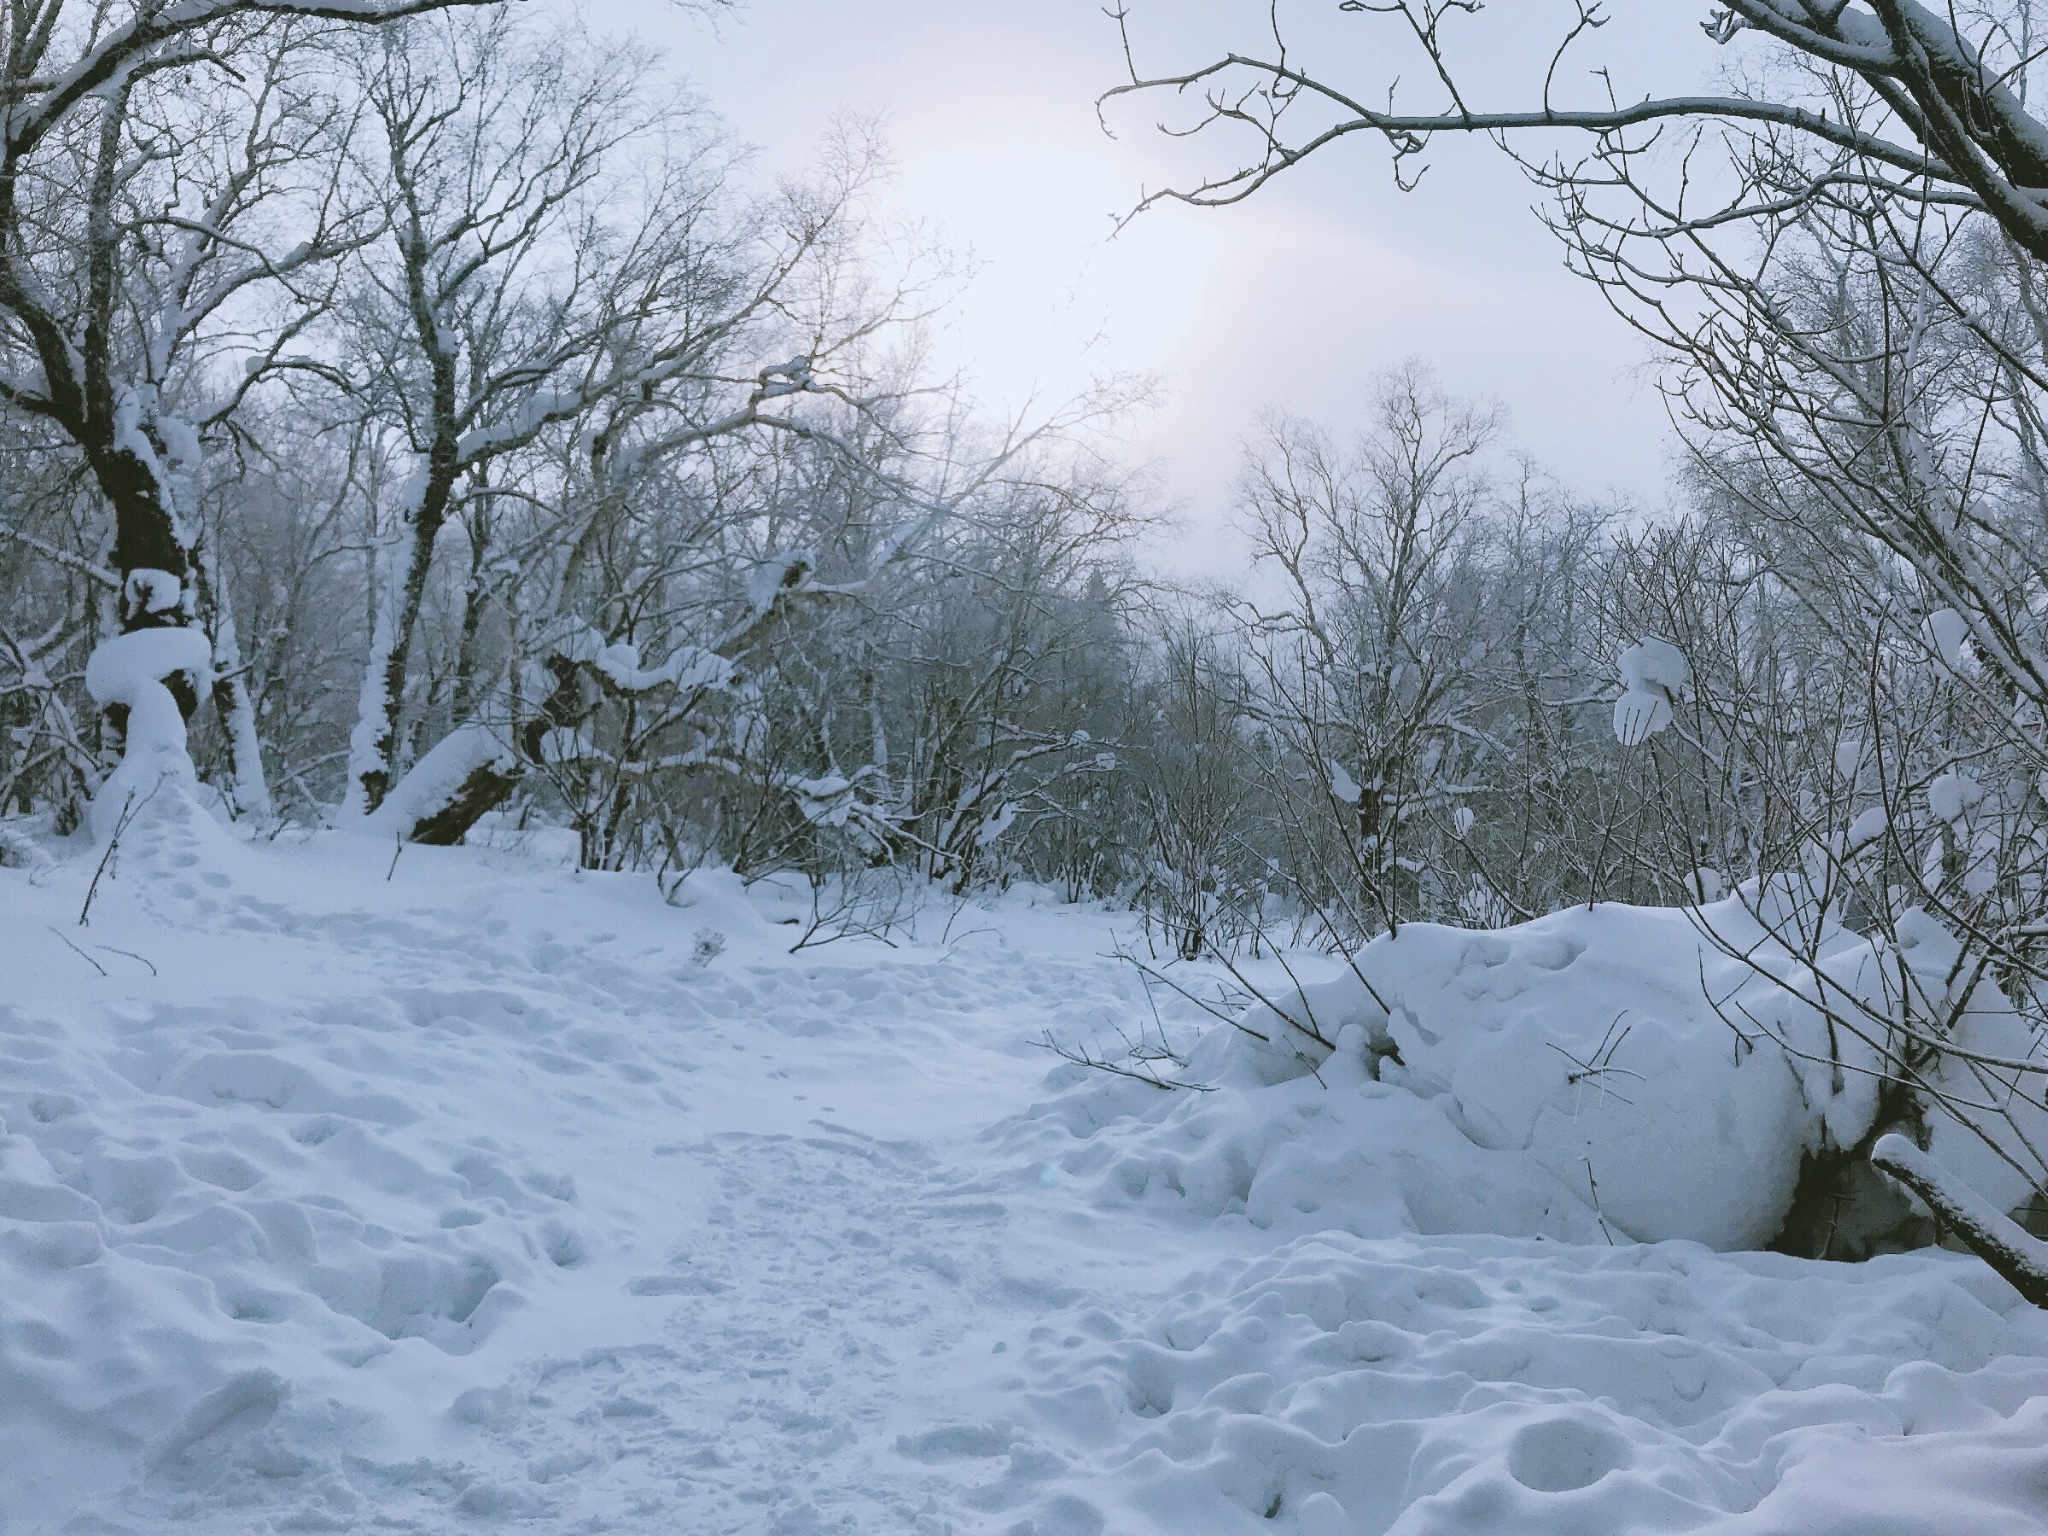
[
  {"left": 84, "top": 628, "right": 214, "bottom": 841},
  {"left": 356, "top": 642, "right": 617, "bottom": 847},
  {"left": 345, "top": 586, "right": 398, "bottom": 820},
  {"left": 104, "top": 397, "right": 202, "bottom": 657},
  {"left": 351, "top": 479, "right": 451, "bottom": 816},
  {"left": 1871, "top": 1134, "right": 2048, "bottom": 1308},
  {"left": 210, "top": 651, "right": 271, "bottom": 823}
]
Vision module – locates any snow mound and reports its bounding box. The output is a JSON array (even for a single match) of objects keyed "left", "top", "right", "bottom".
[{"left": 1013, "top": 898, "right": 2011, "bottom": 1251}]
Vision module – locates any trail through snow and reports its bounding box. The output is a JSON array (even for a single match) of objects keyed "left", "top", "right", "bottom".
[{"left": 5, "top": 825, "right": 2048, "bottom": 1533}]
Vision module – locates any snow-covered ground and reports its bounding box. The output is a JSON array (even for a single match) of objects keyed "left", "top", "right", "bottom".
[{"left": 6, "top": 813, "right": 2048, "bottom": 1533}]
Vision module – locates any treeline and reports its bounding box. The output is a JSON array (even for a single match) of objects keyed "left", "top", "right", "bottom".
[{"left": 3, "top": 2, "right": 2047, "bottom": 1005}]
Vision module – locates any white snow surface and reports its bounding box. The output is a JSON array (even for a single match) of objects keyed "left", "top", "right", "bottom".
[{"left": 4, "top": 832, "right": 2048, "bottom": 1534}]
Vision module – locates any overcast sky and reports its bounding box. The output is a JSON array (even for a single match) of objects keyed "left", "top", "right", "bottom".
[{"left": 593, "top": 1, "right": 1720, "bottom": 568}]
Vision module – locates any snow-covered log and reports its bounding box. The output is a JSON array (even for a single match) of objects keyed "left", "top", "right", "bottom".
[
  {"left": 361, "top": 723, "right": 522, "bottom": 847},
  {"left": 1871, "top": 1134, "right": 2048, "bottom": 1308}
]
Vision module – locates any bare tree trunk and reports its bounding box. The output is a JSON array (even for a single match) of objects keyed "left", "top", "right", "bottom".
[
  {"left": 193, "top": 542, "right": 271, "bottom": 820},
  {"left": 354, "top": 483, "right": 453, "bottom": 813},
  {"left": 0, "top": 2, "right": 503, "bottom": 810},
  {"left": 451, "top": 506, "right": 493, "bottom": 723}
]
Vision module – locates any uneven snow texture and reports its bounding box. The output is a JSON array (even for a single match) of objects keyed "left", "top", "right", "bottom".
[
  {"left": 989, "top": 1232, "right": 2048, "bottom": 1535},
  {"left": 3, "top": 829, "right": 2047, "bottom": 1534},
  {"left": 1, "top": 831, "right": 1196, "bottom": 1532}
]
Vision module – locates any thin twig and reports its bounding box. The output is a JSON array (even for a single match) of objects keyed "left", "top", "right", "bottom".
[
  {"left": 46, "top": 924, "right": 107, "bottom": 976},
  {"left": 79, "top": 788, "right": 150, "bottom": 926},
  {"left": 94, "top": 943, "right": 157, "bottom": 977},
  {"left": 1034, "top": 1029, "right": 1214, "bottom": 1092}
]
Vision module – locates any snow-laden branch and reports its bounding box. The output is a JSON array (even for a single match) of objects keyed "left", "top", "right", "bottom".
[
  {"left": 1872, "top": 1134, "right": 2048, "bottom": 1307},
  {"left": 556, "top": 623, "right": 733, "bottom": 696},
  {"left": 0, "top": 526, "right": 119, "bottom": 590}
]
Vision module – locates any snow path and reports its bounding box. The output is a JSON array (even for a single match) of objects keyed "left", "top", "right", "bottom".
[
  {"left": 5, "top": 825, "right": 1222, "bottom": 1533},
  {"left": 6, "top": 825, "right": 2048, "bottom": 1534}
]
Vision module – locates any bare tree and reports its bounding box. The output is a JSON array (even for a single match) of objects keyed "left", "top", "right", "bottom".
[
  {"left": 336, "top": 10, "right": 754, "bottom": 815},
  {"left": 0, "top": 428, "right": 105, "bottom": 828},
  {"left": 0, "top": 0, "right": 513, "bottom": 824},
  {"left": 1232, "top": 368, "right": 1499, "bottom": 941},
  {"left": 556, "top": 391, "right": 1145, "bottom": 887},
  {"left": 1129, "top": 607, "right": 1262, "bottom": 960},
  {"left": 1104, "top": 3, "right": 2048, "bottom": 260},
  {"left": 324, "top": 15, "right": 1018, "bottom": 852}
]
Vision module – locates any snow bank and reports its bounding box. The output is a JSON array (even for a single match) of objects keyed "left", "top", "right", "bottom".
[{"left": 1015, "top": 898, "right": 1977, "bottom": 1251}]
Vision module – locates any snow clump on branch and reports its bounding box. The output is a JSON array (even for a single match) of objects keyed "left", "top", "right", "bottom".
[
  {"left": 557, "top": 624, "right": 733, "bottom": 695},
  {"left": 1612, "top": 636, "right": 1688, "bottom": 746},
  {"left": 1929, "top": 770, "right": 1986, "bottom": 825},
  {"left": 1922, "top": 607, "right": 1977, "bottom": 678}
]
